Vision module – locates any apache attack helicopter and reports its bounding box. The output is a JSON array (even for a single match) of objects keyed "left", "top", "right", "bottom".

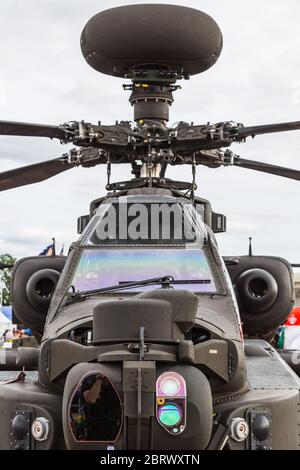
[{"left": 0, "top": 3, "right": 300, "bottom": 451}]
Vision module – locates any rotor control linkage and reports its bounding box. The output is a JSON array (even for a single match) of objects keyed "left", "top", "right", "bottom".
[
  {"left": 2, "top": 119, "right": 300, "bottom": 152},
  {"left": 1, "top": 118, "right": 300, "bottom": 191}
]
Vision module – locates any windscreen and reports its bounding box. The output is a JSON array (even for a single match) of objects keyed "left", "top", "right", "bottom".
[{"left": 72, "top": 247, "right": 217, "bottom": 293}]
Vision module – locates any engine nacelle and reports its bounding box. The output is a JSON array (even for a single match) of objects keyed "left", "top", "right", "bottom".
[
  {"left": 225, "top": 256, "right": 295, "bottom": 337},
  {"left": 11, "top": 256, "right": 67, "bottom": 339}
]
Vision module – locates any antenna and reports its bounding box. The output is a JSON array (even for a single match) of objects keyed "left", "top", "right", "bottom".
[{"left": 248, "top": 237, "right": 253, "bottom": 257}]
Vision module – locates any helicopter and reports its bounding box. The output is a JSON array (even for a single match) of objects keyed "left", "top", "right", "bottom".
[{"left": 0, "top": 3, "right": 300, "bottom": 451}]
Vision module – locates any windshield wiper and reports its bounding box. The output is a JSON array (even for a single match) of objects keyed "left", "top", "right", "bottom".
[
  {"left": 119, "top": 279, "right": 211, "bottom": 286},
  {"left": 69, "top": 275, "right": 175, "bottom": 301},
  {"left": 69, "top": 276, "right": 212, "bottom": 303}
]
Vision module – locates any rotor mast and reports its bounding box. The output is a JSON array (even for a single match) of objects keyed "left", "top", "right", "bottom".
[
  {"left": 129, "top": 81, "right": 174, "bottom": 180},
  {"left": 124, "top": 71, "right": 181, "bottom": 179},
  {"left": 126, "top": 80, "right": 176, "bottom": 124}
]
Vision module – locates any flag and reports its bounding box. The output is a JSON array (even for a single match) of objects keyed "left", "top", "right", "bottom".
[{"left": 39, "top": 244, "right": 54, "bottom": 256}]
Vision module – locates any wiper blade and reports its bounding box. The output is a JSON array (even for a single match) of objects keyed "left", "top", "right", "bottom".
[
  {"left": 70, "top": 275, "right": 175, "bottom": 300},
  {"left": 166, "top": 279, "right": 211, "bottom": 285},
  {"left": 69, "top": 277, "right": 212, "bottom": 303},
  {"left": 119, "top": 279, "right": 211, "bottom": 285}
]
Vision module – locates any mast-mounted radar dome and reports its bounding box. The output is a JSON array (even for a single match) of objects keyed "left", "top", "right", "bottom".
[{"left": 80, "top": 4, "right": 223, "bottom": 80}]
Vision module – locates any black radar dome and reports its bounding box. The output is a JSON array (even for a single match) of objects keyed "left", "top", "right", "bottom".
[{"left": 80, "top": 4, "right": 223, "bottom": 78}]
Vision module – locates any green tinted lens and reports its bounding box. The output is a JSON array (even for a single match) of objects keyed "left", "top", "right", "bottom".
[{"left": 158, "top": 403, "right": 181, "bottom": 427}]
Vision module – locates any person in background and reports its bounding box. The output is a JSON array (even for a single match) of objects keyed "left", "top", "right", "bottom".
[
  {"left": 2, "top": 330, "right": 9, "bottom": 341},
  {"left": 6, "top": 330, "right": 15, "bottom": 340}
]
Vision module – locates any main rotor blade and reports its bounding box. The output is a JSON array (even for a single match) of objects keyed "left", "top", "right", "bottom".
[
  {"left": 236, "top": 120, "right": 300, "bottom": 139},
  {"left": 0, "top": 156, "right": 74, "bottom": 191},
  {"left": 233, "top": 157, "right": 300, "bottom": 181},
  {"left": 0, "top": 120, "right": 67, "bottom": 140}
]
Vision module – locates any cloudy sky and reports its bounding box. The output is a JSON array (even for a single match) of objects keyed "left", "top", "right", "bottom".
[{"left": 0, "top": 0, "right": 300, "bottom": 261}]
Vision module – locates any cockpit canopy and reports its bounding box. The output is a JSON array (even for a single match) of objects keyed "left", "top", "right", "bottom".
[{"left": 68, "top": 195, "right": 219, "bottom": 294}]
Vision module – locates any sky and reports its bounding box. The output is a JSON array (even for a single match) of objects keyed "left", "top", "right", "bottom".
[{"left": 0, "top": 0, "right": 300, "bottom": 261}]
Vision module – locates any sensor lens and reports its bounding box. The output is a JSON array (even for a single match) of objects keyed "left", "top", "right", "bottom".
[
  {"left": 158, "top": 403, "right": 181, "bottom": 427},
  {"left": 160, "top": 377, "right": 180, "bottom": 396}
]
